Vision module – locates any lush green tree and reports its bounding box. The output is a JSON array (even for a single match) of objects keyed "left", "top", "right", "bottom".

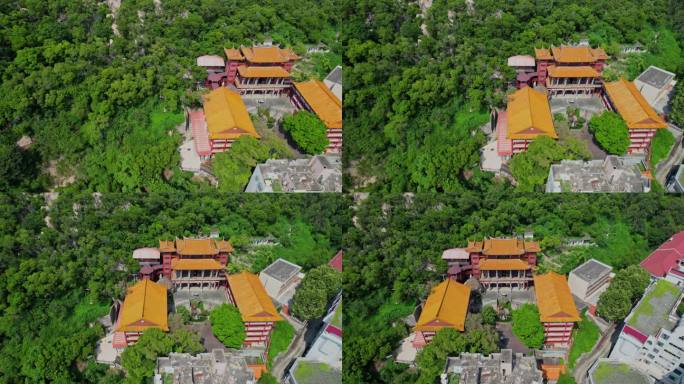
[
  {"left": 120, "top": 328, "right": 174, "bottom": 384},
  {"left": 291, "top": 265, "right": 342, "bottom": 320},
  {"left": 669, "top": 80, "right": 684, "bottom": 127},
  {"left": 209, "top": 304, "right": 246, "bottom": 348},
  {"left": 415, "top": 329, "right": 470, "bottom": 384},
  {"left": 482, "top": 306, "right": 498, "bottom": 325},
  {"left": 282, "top": 111, "right": 329, "bottom": 155},
  {"left": 511, "top": 304, "right": 545, "bottom": 349},
  {"left": 510, "top": 136, "right": 590, "bottom": 192},
  {"left": 170, "top": 328, "right": 204, "bottom": 354},
  {"left": 212, "top": 136, "right": 291, "bottom": 192},
  {"left": 597, "top": 285, "right": 633, "bottom": 321},
  {"left": 588, "top": 111, "right": 631, "bottom": 155}
]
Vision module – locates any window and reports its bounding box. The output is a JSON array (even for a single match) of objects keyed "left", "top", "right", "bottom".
[{"left": 657, "top": 341, "right": 664, "bottom": 347}]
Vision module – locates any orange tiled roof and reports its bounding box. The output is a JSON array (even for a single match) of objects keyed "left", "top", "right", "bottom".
[
  {"left": 224, "top": 48, "right": 245, "bottom": 61},
  {"left": 604, "top": 78, "right": 667, "bottom": 130},
  {"left": 293, "top": 80, "right": 343, "bottom": 130},
  {"left": 533, "top": 272, "right": 580, "bottom": 323},
  {"left": 415, "top": 279, "right": 470, "bottom": 332},
  {"left": 479, "top": 259, "right": 531, "bottom": 270},
  {"left": 468, "top": 238, "right": 540, "bottom": 255},
  {"left": 550, "top": 46, "right": 608, "bottom": 63},
  {"left": 534, "top": 48, "right": 553, "bottom": 60},
  {"left": 547, "top": 66, "right": 600, "bottom": 78},
  {"left": 240, "top": 46, "right": 299, "bottom": 63},
  {"left": 176, "top": 238, "right": 219, "bottom": 256},
  {"left": 171, "top": 258, "right": 224, "bottom": 270},
  {"left": 237, "top": 65, "right": 290, "bottom": 78},
  {"left": 506, "top": 87, "right": 557, "bottom": 140},
  {"left": 228, "top": 272, "right": 282, "bottom": 322},
  {"left": 159, "top": 240, "right": 176, "bottom": 252},
  {"left": 116, "top": 279, "right": 168, "bottom": 332},
  {"left": 203, "top": 87, "right": 260, "bottom": 140}
]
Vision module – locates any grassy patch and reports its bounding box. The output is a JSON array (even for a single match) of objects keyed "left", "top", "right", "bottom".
[
  {"left": 331, "top": 303, "right": 342, "bottom": 328},
  {"left": 295, "top": 360, "right": 334, "bottom": 381},
  {"left": 650, "top": 129, "right": 675, "bottom": 168},
  {"left": 371, "top": 301, "right": 415, "bottom": 323},
  {"left": 150, "top": 110, "right": 184, "bottom": 132},
  {"left": 267, "top": 320, "right": 295, "bottom": 368},
  {"left": 568, "top": 312, "right": 600, "bottom": 369},
  {"left": 71, "top": 298, "right": 110, "bottom": 326},
  {"left": 628, "top": 279, "right": 680, "bottom": 328}
]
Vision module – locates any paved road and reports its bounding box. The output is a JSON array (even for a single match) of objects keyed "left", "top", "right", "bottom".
[
  {"left": 271, "top": 319, "right": 307, "bottom": 380},
  {"left": 655, "top": 124, "right": 683, "bottom": 186},
  {"left": 573, "top": 323, "right": 616, "bottom": 384}
]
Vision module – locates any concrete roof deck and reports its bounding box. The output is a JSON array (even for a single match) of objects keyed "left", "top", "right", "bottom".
[
  {"left": 261, "top": 258, "right": 301, "bottom": 282},
  {"left": 626, "top": 279, "right": 682, "bottom": 336},
  {"left": 571, "top": 259, "right": 612, "bottom": 284},
  {"left": 590, "top": 361, "right": 651, "bottom": 384}
]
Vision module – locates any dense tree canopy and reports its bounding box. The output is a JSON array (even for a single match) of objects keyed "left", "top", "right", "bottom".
[
  {"left": 291, "top": 265, "right": 342, "bottom": 320},
  {"left": 0, "top": 0, "right": 339, "bottom": 193},
  {"left": 342, "top": 0, "right": 681, "bottom": 192},
  {"left": 210, "top": 304, "right": 246, "bottom": 348},
  {"left": 344, "top": 193, "right": 684, "bottom": 383},
  {"left": 0, "top": 192, "right": 347, "bottom": 383},
  {"left": 597, "top": 265, "right": 650, "bottom": 321},
  {"left": 282, "top": 111, "right": 330, "bottom": 155},
  {"left": 588, "top": 111, "right": 631, "bottom": 155},
  {"left": 511, "top": 304, "right": 545, "bottom": 349}
]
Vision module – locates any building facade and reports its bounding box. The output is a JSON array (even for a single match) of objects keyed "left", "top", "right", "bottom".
[
  {"left": 114, "top": 279, "right": 168, "bottom": 347},
  {"left": 259, "top": 258, "right": 303, "bottom": 308},
  {"left": 535, "top": 46, "right": 608, "bottom": 97},
  {"left": 466, "top": 238, "right": 540, "bottom": 290},
  {"left": 568, "top": 259, "right": 613, "bottom": 315},
  {"left": 534, "top": 272, "right": 581, "bottom": 347},
  {"left": 226, "top": 272, "right": 282, "bottom": 348},
  {"left": 603, "top": 78, "right": 668, "bottom": 154},
  {"left": 500, "top": 87, "right": 557, "bottom": 154},
  {"left": 413, "top": 279, "right": 470, "bottom": 347},
  {"left": 158, "top": 238, "right": 232, "bottom": 289},
  {"left": 609, "top": 279, "right": 684, "bottom": 384},
  {"left": 223, "top": 46, "right": 299, "bottom": 94},
  {"left": 291, "top": 80, "right": 343, "bottom": 153}
]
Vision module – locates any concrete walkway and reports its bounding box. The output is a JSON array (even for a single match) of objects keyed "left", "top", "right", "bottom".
[
  {"left": 655, "top": 123, "right": 683, "bottom": 186},
  {"left": 573, "top": 323, "right": 617, "bottom": 384}
]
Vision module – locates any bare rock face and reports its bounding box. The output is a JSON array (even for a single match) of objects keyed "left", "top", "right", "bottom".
[{"left": 16, "top": 135, "right": 32, "bottom": 149}]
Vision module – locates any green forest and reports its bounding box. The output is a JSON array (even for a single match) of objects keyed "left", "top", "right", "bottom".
[
  {"left": 343, "top": 192, "right": 684, "bottom": 383},
  {"left": 0, "top": 0, "right": 339, "bottom": 193},
  {"left": 342, "top": 0, "right": 684, "bottom": 192},
  {"left": 0, "top": 192, "right": 348, "bottom": 383}
]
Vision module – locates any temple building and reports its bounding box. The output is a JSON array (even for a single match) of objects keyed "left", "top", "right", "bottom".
[
  {"left": 113, "top": 279, "right": 168, "bottom": 347},
  {"left": 412, "top": 279, "right": 470, "bottom": 348},
  {"left": 291, "top": 80, "right": 343, "bottom": 154},
  {"left": 499, "top": 87, "right": 557, "bottom": 156},
  {"left": 603, "top": 78, "right": 668, "bottom": 155},
  {"left": 224, "top": 46, "right": 300, "bottom": 95},
  {"left": 157, "top": 238, "right": 232, "bottom": 290},
  {"left": 533, "top": 272, "right": 580, "bottom": 347},
  {"left": 191, "top": 87, "right": 260, "bottom": 159},
  {"left": 535, "top": 46, "right": 608, "bottom": 97},
  {"left": 467, "top": 238, "right": 540, "bottom": 290},
  {"left": 227, "top": 272, "right": 282, "bottom": 348}
]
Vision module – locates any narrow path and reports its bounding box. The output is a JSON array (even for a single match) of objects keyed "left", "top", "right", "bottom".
[
  {"left": 573, "top": 323, "right": 616, "bottom": 384},
  {"left": 655, "top": 124, "right": 684, "bottom": 186},
  {"left": 271, "top": 322, "right": 307, "bottom": 380}
]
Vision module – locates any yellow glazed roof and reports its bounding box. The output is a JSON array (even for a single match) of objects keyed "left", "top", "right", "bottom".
[
  {"left": 240, "top": 46, "right": 299, "bottom": 63},
  {"left": 171, "top": 258, "right": 224, "bottom": 270},
  {"left": 116, "top": 279, "right": 168, "bottom": 332},
  {"left": 506, "top": 87, "right": 557, "bottom": 140},
  {"left": 533, "top": 272, "right": 580, "bottom": 323},
  {"left": 203, "top": 87, "right": 260, "bottom": 140},
  {"left": 479, "top": 259, "right": 531, "bottom": 270},
  {"left": 415, "top": 279, "right": 470, "bottom": 332},
  {"left": 293, "top": 80, "right": 343, "bottom": 129},
  {"left": 547, "top": 66, "right": 600, "bottom": 78},
  {"left": 604, "top": 78, "right": 667, "bottom": 130},
  {"left": 228, "top": 272, "right": 282, "bottom": 322},
  {"left": 237, "top": 65, "right": 290, "bottom": 78}
]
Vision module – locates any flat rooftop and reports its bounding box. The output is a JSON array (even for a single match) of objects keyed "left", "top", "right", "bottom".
[
  {"left": 590, "top": 361, "right": 651, "bottom": 384},
  {"left": 635, "top": 66, "right": 675, "bottom": 90},
  {"left": 571, "top": 259, "right": 611, "bottom": 284},
  {"left": 445, "top": 351, "right": 543, "bottom": 384},
  {"left": 292, "top": 358, "right": 341, "bottom": 384},
  {"left": 627, "top": 279, "right": 682, "bottom": 336},
  {"left": 256, "top": 155, "right": 342, "bottom": 192},
  {"left": 548, "top": 156, "right": 648, "bottom": 193},
  {"left": 261, "top": 258, "right": 301, "bottom": 282}
]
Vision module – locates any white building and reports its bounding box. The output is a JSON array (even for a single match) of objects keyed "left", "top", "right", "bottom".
[
  {"left": 609, "top": 279, "right": 684, "bottom": 384},
  {"left": 259, "top": 258, "right": 303, "bottom": 307},
  {"left": 634, "top": 66, "right": 677, "bottom": 115},
  {"left": 323, "top": 66, "right": 342, "bottom": 101},
  {"left": 568, "top": 259, "right": 613, "bottom": 315}
]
